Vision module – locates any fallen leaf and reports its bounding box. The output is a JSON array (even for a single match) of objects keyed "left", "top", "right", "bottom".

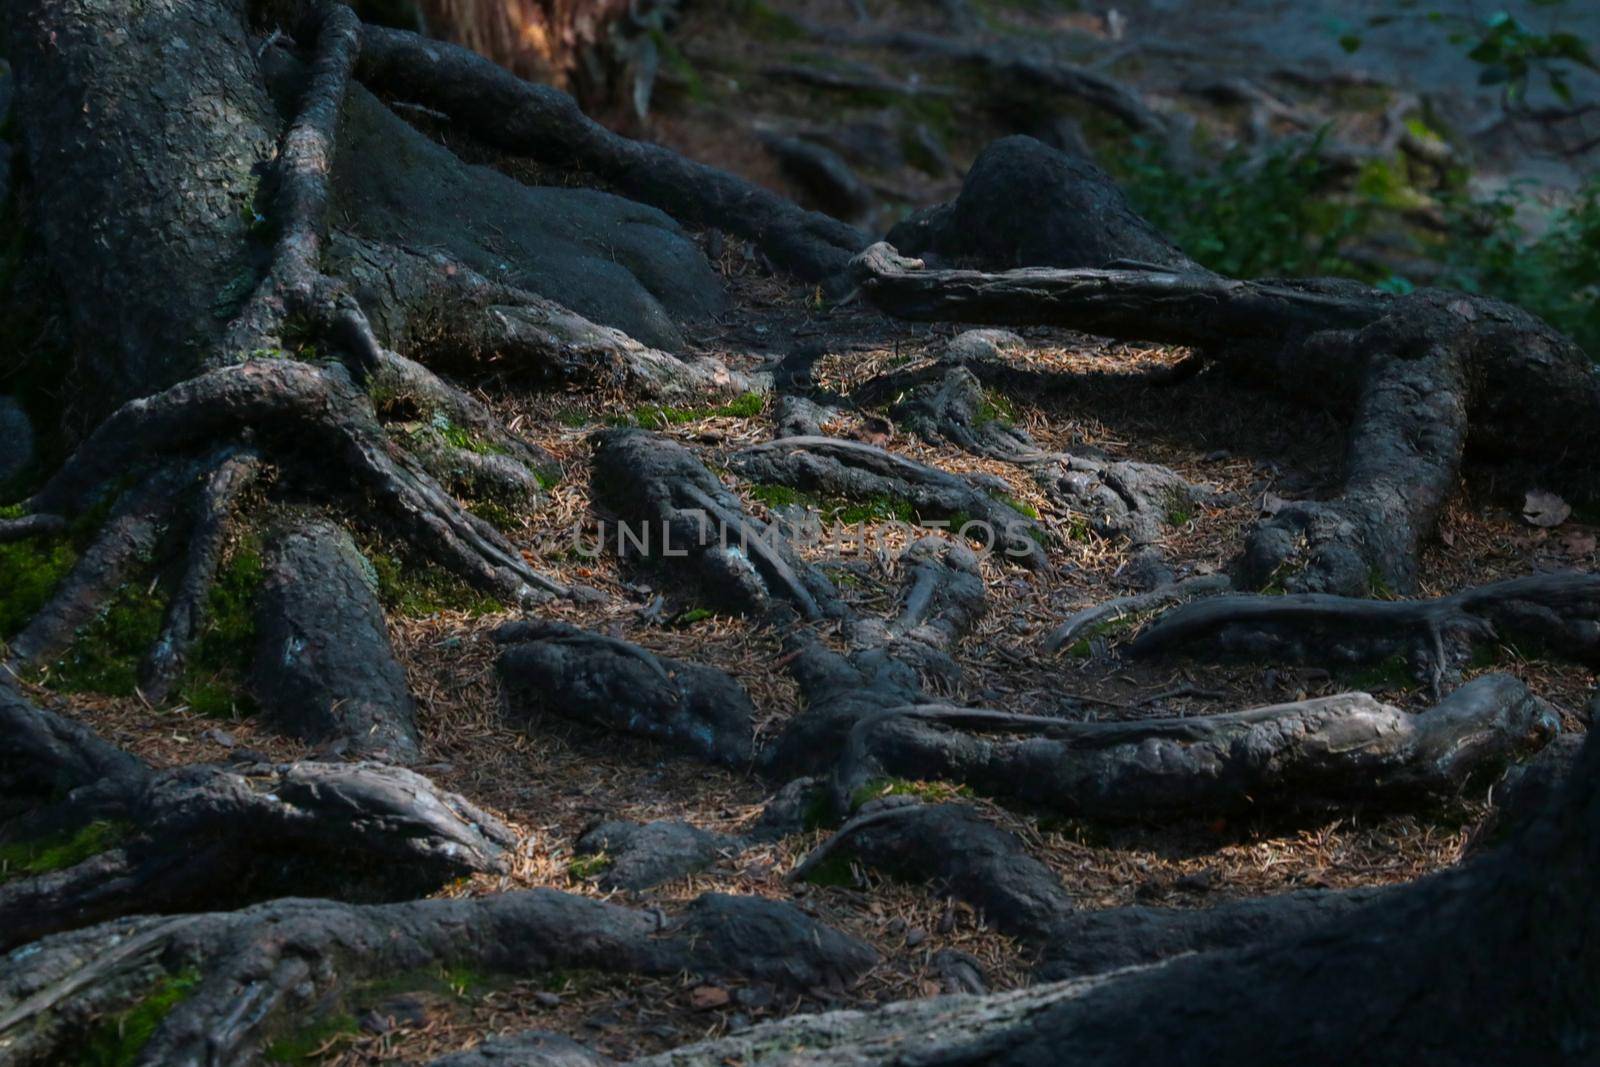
[
  {"left": 1522, "top": 489, "right": 1571, "bottom": 528},
  {"left": 689, "top": 985, "right": 730, "bottom": 1010}
]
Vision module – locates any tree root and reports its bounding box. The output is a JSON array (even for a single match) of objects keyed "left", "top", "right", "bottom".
[
  {"left": 0, "top": 890, "right": 875, "bottom": 1065},
  {"left": 729, "top": 435, "right": 1049, "bottom": 570},
  {"left": 633, "top": 731, "right": 1600, "bottom": 1066},
  {"left": 139, "top": 449, "right": 264, "bottom": 704},
  {"left": 1044, "top": 574, "right": 1232, "bottom": 655},
  {"left": 830, "top": 674, "right": 1557, "bottom": 820},
  {"left": 791, "top": 801, "right": 1072, "bottom": 941},
  {"left": 851, "top": 228, "right": 1596, "bottom": 593},
  {"left": 1131, "top": 572, "right": 1600, "bottom": 692},
  {"left": 25, "top": 360, "right": 568, "bottom": 604},
  {"left": 7, "top": 458, "right": 208, "bottom": 671},
  {"left": 0, "top": 678, "right": 149, "bottom": 822},
  {"left": 344, "top": 237, "right": 754, "bottom": 399},
  {"left": 250, "top": 518, "right": 421, "bottom": 760},
  {"left": 590, "top": 429, "right": 843, "bottom": 620},
  {"left": 0, "top": 758, "right": 515, "bottom": 952},
  {"left": 848, "top": 535, "right": 986, "bottom": 689},
  {"left": 224, "top": 2, "right": 384, "bottom": 380},
  {"left": 353, "top": 26, "right": 868, "bottom": 282},
  {"left": 494, "top": 620, "right": 757, "bottom": 767}
]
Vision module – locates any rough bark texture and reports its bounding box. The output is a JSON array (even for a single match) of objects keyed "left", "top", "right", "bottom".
[
  {"left": 837, "top": 674, "right": 1557, "bottom": 819},
  {"left": 591, "top": 428, "right": 844, "bottom": 620},
  {"left": 7, "top": 0, "right": 279, "bottom": 407},
  {"left": 250, "top": 518, "right": 421, "bottom": 761},
  {"left": 495, "top": 619, "right": 757, "bottom": 766},
  {"left": 354, "top": 27, "right": 869, "bottom": 282}
]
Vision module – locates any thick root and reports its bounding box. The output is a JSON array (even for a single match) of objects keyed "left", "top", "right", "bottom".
[
  {"left": 833, "top": 674, "right": 1557, "bottom": 820},
  {"left": 0, "top": 759, "right": 514, "bottom": 951},
  {"left": 730, "top": 435, "right": 1049, "bottom": 570},
  {"left": 494, "top": 620, "right": 757, "bottom": 767},
  {"left": 0, "top": 890, "right": 875, "bottom": 1066},
  {"left": 590, "top": 429, "right": 843, "bottom": 620}
]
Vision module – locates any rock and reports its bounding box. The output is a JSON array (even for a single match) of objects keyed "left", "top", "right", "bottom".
[
  {"left": 575, "top": 819, "right": 736, "bottom": 891},
  {"left": 932, "top": 948, "right": 988, "bottom": 994},
  {"left": 494, "top": 619, "right": 756, "bottom": 766},
  {"left": 0, "top": 396, "right": 35, "bottom": 486},
  {"left": 941, "top": 329, "right": 1025, "bottom": 365},
  {"left": 249, "top": 520, "right": 420, "bottom": 761},
  {"left": 885, "top": 136, "right": 1201, "bottom": 272}
]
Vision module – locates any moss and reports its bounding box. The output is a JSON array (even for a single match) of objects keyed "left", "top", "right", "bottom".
[
  {"left": 800, "top": 850, "right": 859, "bottom": 888},
  {"left": 631, "top": 391, "right": 765, "bottom": 428},
  {"left": 174, "top": 540, "right": 264, "bottom": 718},
  {"left": 78, "top": 968, "right": 203, "bottom": 1067},
  {"left": 1063, "top": 614, "right": 1142, "bottom": 659},
  {"left": 0, "top": 820, "right": 130, "bottom": 884},
  {"left": 1338, "top": 654, "right": 1416, "bottom": 693},
  {"left": 837, "top": 494, "right": 916, "bottom": 525},
  {"left": 467, "top": 498, "right": 521, "bottom": 532},
  {"left": 1164, "top": 489, "right": 1193, "bottom": 527},
  {"left": 436, "top": 418, "right": 508, "bottom": 456},
  {"left": 748, "top": 483, "right": 814, "bottom": 509},
  {"left": 263, "top": 1014, "right": 360, "bottom": 1064},
  {"left": 989, "top": 492, "right": 1039, "bottom": 519},
  {"left": 849, "top": 777, "right": 973, "bottom": 812},
  {"left": 974, "top": 389, "right": 1016, "bottom": 428},
  {"left": 674, "top": 607, "right": 716, "bottom": 626},
  {"left": 48, "top": 581, "right": 168, "bottom": 696},
  {"left": 0, "top": 535, "right": 78, "bottom": 638},
  {"left": 366, "top": 549, "right": 503, "bottom": 617},
  {"left": 567, "top": 852, "right": 612, "bottom": 880}
]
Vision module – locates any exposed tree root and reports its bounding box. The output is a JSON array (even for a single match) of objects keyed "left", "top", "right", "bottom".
[
  {"left": 25, "top": 360, "right": 568, "bottom": 604},
  {"left": 140, "top": 449, "right": 264, "bottom": 704},
  {"left": 224, "top": 2, "right": 383, "bottom": 379},
  {"left": 343, "top": 237, "right": 753, "bottom": 398},
  {"left": 1044, "top": 574, "right": 1232, "bottom": 655},
  {"left": 495, "top": 619, "right": 757, "bottom": 766},
  {"left": 590, "top": 429, "right": 843, "bottom": 620},
  {"left": 574, "top": 819, "right": 740, "bottom": 893},
  {"left": 829, "top": 674, "right": 1556, "bottom": 820},
  {"left": 250, "top": 518, "right": 420, "bottom": 760},
  {"left": 634, "top": 731, "right": 1600, "bottom": 1067},
  {"left": 0, "top": 890, "right": 875, "bottom": 1066},
  {"left": 0, "top": 678, "right": 149, "bottom": 823},
  {"left": 7, "top": 459, "right": 206, "bottom": 671},
  {"left": 0, "top": 758, "right": 514, "bottom": 952},
  {"left": 852, "top": 232, "right": 1596, "bottom": 592},
  {"left": 1132, "top": 573, "right": 1600, "bottom": 691},
  {"left": 792, "top": 801, "right": 1071, "bottom": 941},
  {"left": 729, "top": 436, "right": 1049, "bottom": 570},
  {"left": 850, "top": 536, "right": 987, "bottom": 686},
  {"left": 353, "top": 26, "right": 868, "bottom": 282}
]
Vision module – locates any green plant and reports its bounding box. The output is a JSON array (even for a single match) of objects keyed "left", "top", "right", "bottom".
[
  {"left": 79, "top": 968, "right": 202, "bottom": 1067},
  {"left": 567, "top": 852, "right": 612, "bottom": 879},
  {"left": 48, "top": 581, "right": 168, "bottom": 695},
  {"left": 0, "top": 820, "right": 130, "bottom": 883},
  {"left": 263, "top": 1014, "right": 360, "bottom": 1064}
]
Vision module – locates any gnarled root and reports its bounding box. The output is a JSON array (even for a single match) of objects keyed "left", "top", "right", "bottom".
[
  {"left": 0, "top": 758, "right": 515, "bottom": 952},
  {"left": 250, "top": 518, "right": 421, "bottom": 760},
  {"left": 590, "top": 428, "right": 843, "bottom": 619},
  {"left": 832, "top": 674, "right": 1557, "bottom": 820},
  {"left": 730, "top": 435, "right": 1049, "bottom": 569},
  {"left": 341, "top": 237, "right": 753, "bottom": 399},
  {"left": 26, "top": 359, "right": 567, "bottom": 604},
  {"left": 353, "top": 26, "right": 867, "bottom": 282},
  {"left": 494, "top": 619, "right": 757, "bottom": 766},
  {"left": 849, "top": 535, "right": 987, "bottom": 689},
  {"left": 1131, "top": 572, "right": 1600, "bottom": 691},
  {"left": 1044, "top": 573, "right": 1232, "bottom": 655},
  {"left": 0, "top": 891, "right": 875, "bottom": 1066}
]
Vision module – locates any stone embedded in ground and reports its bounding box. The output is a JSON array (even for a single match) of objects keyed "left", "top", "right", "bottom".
[{"left": 576, "top": 819, "right": 737, "bottom": 891}]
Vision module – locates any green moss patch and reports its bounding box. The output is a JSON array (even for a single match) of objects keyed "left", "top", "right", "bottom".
[
  {"left": 0, "top": 820, "right": 130, "bottom": 884},
  {"left": 263, "top": 1014, "right": 360, "bottom": 1064},
  {"left": 849, "top": 777, "right": 973, "bottom": 812},
  {"left": 631, "top": 391, "right": 765, "bottom": 428},
  {"left": 365, "top": 549, "right": 504, "bottom": 618},
  {"left": 79, "top": 968, "right": 202, "bottom": 1067}
]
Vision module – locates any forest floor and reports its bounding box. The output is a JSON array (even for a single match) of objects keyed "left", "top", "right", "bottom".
[
  {"left": 17, "top": 266, "right": 1595, "bottom": 1062},
  {"left": 6, "top": 1, "right": 1597, "bottom": 1062}
]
